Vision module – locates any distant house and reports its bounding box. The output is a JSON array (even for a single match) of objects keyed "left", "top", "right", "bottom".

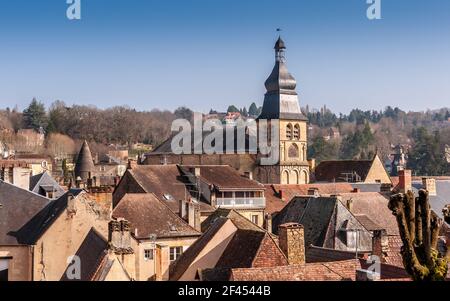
[
  {"left": 314, "top": 154, "right": 392, "bottom": 184},
  {"left": 29, "top": 172, "right": 65, "bottom": 199},
  {"left": 13, "top": 154, "right": 53, "bottom": 176},
  {"left": 0, "top": 160, "right": 31, "bottom": 190}
]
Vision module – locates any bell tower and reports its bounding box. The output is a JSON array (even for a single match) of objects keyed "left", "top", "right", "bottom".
[{"left": 256, "top": 37, "right": 310, "bottom": 184}]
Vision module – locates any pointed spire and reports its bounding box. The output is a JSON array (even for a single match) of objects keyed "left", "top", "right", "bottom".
[{"left": 74, "top": 140, "right": 95, "bottom": 181}]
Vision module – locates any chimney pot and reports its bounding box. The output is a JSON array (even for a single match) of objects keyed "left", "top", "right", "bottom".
[{"left": 398, "top": 170, "right": 412, "bottom": 193}]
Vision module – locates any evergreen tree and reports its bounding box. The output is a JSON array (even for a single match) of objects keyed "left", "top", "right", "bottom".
[
  {"left": 23, "top": 98, "right": 48, "bottom": 131},
  {"left": 227, "top": 105, "right": 239, "bottom": 113},
  {"left": 248, "top": 102, "right": 259, "bottom": 116}
]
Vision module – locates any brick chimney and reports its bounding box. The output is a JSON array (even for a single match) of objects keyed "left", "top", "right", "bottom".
[
  {"left": 422, "top": 177, "right": 437, "bottom": 196},
  {"left": 371, "top": 229, "right": 389, "bottom": 262},
  {"left": 398, "top": 169, "right": 412, "bottom": 193},
  {"left": 278, "top": 223, "right": 305, "bottom": 265}
]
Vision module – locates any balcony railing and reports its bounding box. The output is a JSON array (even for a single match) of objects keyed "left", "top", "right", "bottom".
[{"left": 215, "top": 197, "right": 266, "bottom": 208}]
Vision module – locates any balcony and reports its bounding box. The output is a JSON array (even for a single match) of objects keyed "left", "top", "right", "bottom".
[{"left": 215, "top": 197, "right": 266, "bottom": 209}]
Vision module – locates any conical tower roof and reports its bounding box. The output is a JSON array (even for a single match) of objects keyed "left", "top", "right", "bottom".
[{"left": 74, "top": 140, "right": 95, "bottom": 181}]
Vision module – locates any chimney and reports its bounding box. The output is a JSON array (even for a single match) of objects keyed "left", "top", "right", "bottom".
[
  {"left": 264, "top": 214, "right": 272, "bottom": 234},
  {"left": 372, "top": 229, "right": 389, "bottom": 262},
  {"left": 108, "top": 220, "right": 122, "bottom": 251},
  {"left": 308, "top": 188, "right": 319, "bottom": 197},
  {"left": 67, "top": 193, "right": 77, "bottom": 216},
  {"left": 187, "top": 201, "right": 201, "bottom": 232},
  {"left": 308, "top": 158, "right": 316, "bottom": 171},
  {"left": 422, "top": 177, "right": 437, "bottom": 196},
  {"left": 179, "top": 199, "right": 187, "bottom": 220},
  {"left": 356, "top": 269, "right": 380, "bottom": 281},
  {"left": 190, "top": 167, "right": 201, "bottom": 177},
  {"left": 278, "top": 223, "right": 305, "bottom": 265},
  {"left": 346, "top": 198, "right": 353, "bottom": 212},
  {"left": 244, "top": 171, "right": 253, "bottom": 180},
  {"left": 120, "top": 219, "right": 132, "bottom": 252},
  {"left": 398, "top": 169, "right": 412, "bottom": 193},
  {"left": 127, "top": 159, "right": 137, "bottom": 170},
  {"left": 279, "top": 189, "right": 284, "bottom": 200}
]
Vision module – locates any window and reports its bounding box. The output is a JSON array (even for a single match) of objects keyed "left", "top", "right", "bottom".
[
  {"left": 286, "top": 124, "right": 293, "bottom": 140},
  {"left": 251, "top": 215, "right": 259, "bottom": 225},
  {"left": 294, "top": 124, "right": 300, "bottom": 140},
  {"left": 144, "top": 249, "right": 154, "bottom": 261},
  {"left": 170, "top": 247, "right": 183, "bottom": 262},
  {"left": 288, "top": 144, "right": 299, "bottom": 158}
]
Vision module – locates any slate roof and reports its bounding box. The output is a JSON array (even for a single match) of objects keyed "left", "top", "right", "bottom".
[
  {"left": 0, "top": 180, "right": 50, "bottom": 245},
  {"left": 74, "top": 140, "right": 95, "bottom": 180},
  {"left": 272, "top": 196, "right": 338, "bottom": 247},
  {"left": 14, "top": 189, "right": 84, "bottom": 245},
  {"left": 60, "top": 228, "right": 109, "bottom": 281},
  {"left": 180, "top": 165, "right": 265, "bottom": 191},
  {"left": 338, "top": 192, "right": 399, "bottom": 235},
  {"left": 122, "top": 165, "right": 214, "bottom": 213},
  {"left": 412, "top": 180, "right": 450, "bottom": 224},
  {"left": 314, "top": 160, "right": 374, "bottom": 182},
  {"left": 29, "top": 172, "right": 65, "bottom": 198},
  {"left": 264, "top": 183, "right": 354, "bottom": 215},
  {"left": 112, "top": 193, "right": 201, "bottom": 239}
]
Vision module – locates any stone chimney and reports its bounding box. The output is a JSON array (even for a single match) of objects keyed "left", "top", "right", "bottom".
[
  {"left": 127, "top": 159, "right": 137, "bottom": 170},
  {"left": 278, "top": 223, "right": 305, "bottom": 265},
  {"left": 398, "top": 169, "right": 412, "bottom": 193},
  {"left": 422, "top": 177, "right": 437, "bottom": 196},
  {"left": 187, "top": 201, "right": 201, "bottom": 232},
  {"left": 372, "top": 229, "right": 389, "bottom": 262},
  {"left": 346, "top": 198, "right": 353, "bottom": 212},
  {"left": 67, "top": 193, "right": 77, "bottom": 217},
  {"left": 108, "top": 220, "right": 122, "bottom": 251},
  {"left": 108, "top": 219, "right": 133, "bottom": 254},
  {"left": 264, "top": 213, "right": 272, "bottom": 234}
]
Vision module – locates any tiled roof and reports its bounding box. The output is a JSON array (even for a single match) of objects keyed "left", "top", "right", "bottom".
[
  {"left": 228, "top": 260, "right": 361, "bottom": 281},
  {"left": 385, "top": 235, "right": 404, "bottom": 267},
  {"left": 0, "top": 180, "right": 50, "bottom": 245},
  {"left": 112, "top": 193, "right": 201, "bottom": 239},
  {"left": 315, "top": 160, "right": 373, "bottom": 182},
  {"left": 264, "top": 183, "right": 354, "bottom": 215},
  {"left": 306, "top": 246, "right": 362, "bottom": 263},
  {"left": 125, "top": 165, "right": 214, "bottom": 213},
  {"left": 180, "top": 165, "right": 265, "bottom": 191},
  {"left": 201, "top": 208, "right": 264, "bottom": 233},
  {"left": 353, "top": 214, "right": 384, "bottom": 231}
]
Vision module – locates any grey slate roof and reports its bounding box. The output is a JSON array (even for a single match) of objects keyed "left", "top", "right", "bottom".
[
  {"left": 29, "top": 172, "right": 65, "bottom": 198},
  {"left": 412, "top": 180, "right": 450, "bottom": 224},
  {"left": 14, "top": 189, "right": 84, "bottom": 245},
  {"left": 272, "top": 196, "right": 337, "bottom": 247},
  {"left": 0, "top": 180, "right": 50, "bottom": 245},
  {"left": 74, "top": 140, "right": 95, "bottom": 181}
]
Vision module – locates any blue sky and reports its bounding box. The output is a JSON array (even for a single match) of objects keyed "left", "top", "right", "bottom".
[{"left": 0, "top": 0, "right": 449, "bottom": 113}]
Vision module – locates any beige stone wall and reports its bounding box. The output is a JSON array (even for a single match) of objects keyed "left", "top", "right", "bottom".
[
  {"left": 365, "top": 155, "right": 391, "bottom": 184},
  {"left": 235, "top": 209, "right": 265, "bottom": 228},
  {"left": 103, "top": 258, "right": 131, "bottom": 281},
  {"left": 178, "top": 220, "right": 237, "bottom": 281},
  {"left": 134, "top": 236, "right": 198, "bottom": 281},
  {"left": 0, "top": 246, "right": 33, "bottom": 281},
  {"left": 33, "top": 193, "right": 109, "bottom": 281}
]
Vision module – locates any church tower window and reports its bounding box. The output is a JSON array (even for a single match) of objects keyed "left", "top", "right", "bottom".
[{"left": 286, "top": 124, "right": 293, "bottom": 140}]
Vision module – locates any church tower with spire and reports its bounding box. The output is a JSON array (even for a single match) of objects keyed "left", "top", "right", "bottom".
[{"left": 256, "top": 37, "right": 310, "bottom": 184}]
